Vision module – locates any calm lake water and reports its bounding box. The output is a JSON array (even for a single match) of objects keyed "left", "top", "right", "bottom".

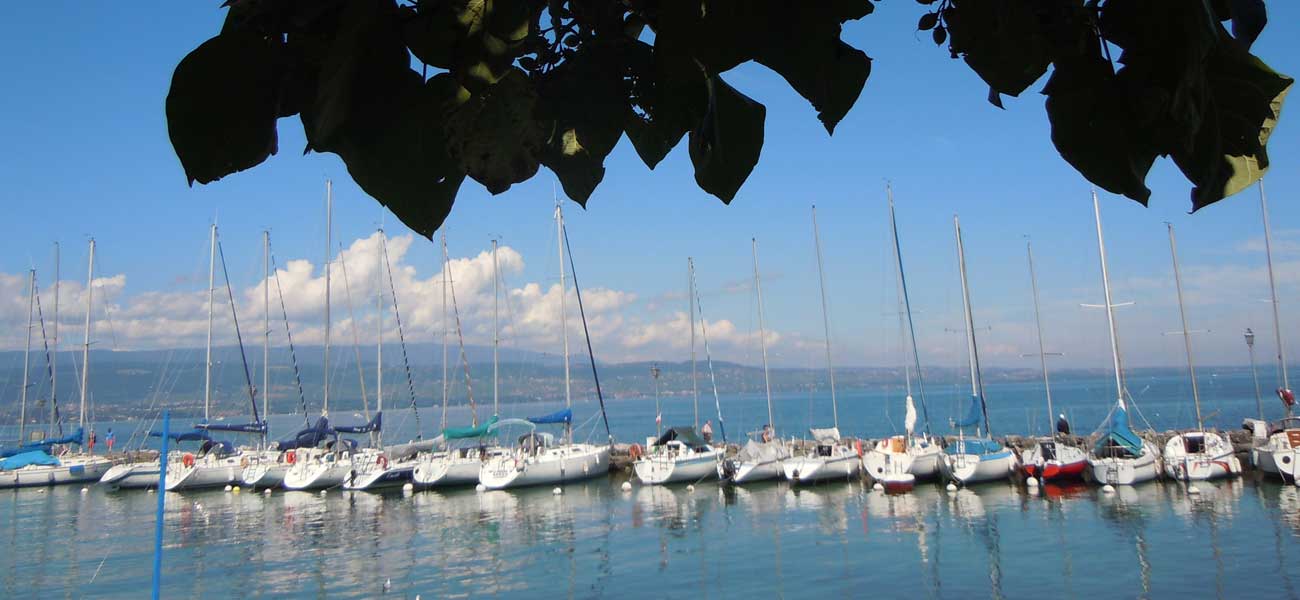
[{"left": 3, "top": 373, "right": 1299, "bottom": 598}]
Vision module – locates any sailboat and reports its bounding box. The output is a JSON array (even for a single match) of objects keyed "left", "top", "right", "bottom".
[
  {"left": 1160, "top": 223, "right": 1242, "bottom": 481},
  {"left": 478, "top": 199, "right": 612, "bottom": 490},
  {"left": 1247, "top": 182, "right": 1300, "bottom": 482},
  {"left": 240, "top": 231, "right": 294, "bottom": 489},
  {"left": 167, "top": 224, "right": 270, "bottom": 491},
  {"left": 1020, "top": 241, "right": 1087, "bottom": 483},
  {"left": 411, "top": 235, "right": 504, "bottom": 487},
  {"left": 718, "top": 239, "right": 790, "bottom": 484},
  {"left": 634, "top": 258, "right": 725, "bottom": 485},
  {"left": 939, "top": 216, "right": 1018, "bottom": 486},
  {"left": 863, "top": 187, "right": 943, "bottom": 489},
  {"left": 284, "top": 180, "right": 381, "bottom": 491},
  {"left": 1, "top": 252, "right": 112, "bottom": 488},
  {"left": 1085, "top": 191, "right": 1160, "bottom": 486},
  {"left": 783, "top": 206, "right": 862, "bottom": 484}
]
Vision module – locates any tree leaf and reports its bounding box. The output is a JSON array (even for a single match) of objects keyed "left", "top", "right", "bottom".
[
  {"left": 688, "top": 75, "right": 766, "bottom": 203},
  {"left": 627, "top": 38, "right": 703, "bottom": 170},
  {"left": 166, "top": 31, "right": 279, "bottom": 186},
  {"left": 330, "top": 72, "right": 468, "bottom": 238},
  {"left": 444, "top": 68, "right": 543, "bottom": 194},
  {"left": 1229, "top": 0, "right": 1267, "bottom": 50},
  {"left": 919, "top": 12, "right": 938, "bottom": 31},
  {"left": 755, "top": 35, "right": 871, "bottom": 135},
  {"left": 945, "top": 0, "right": 1053, "bottom": 97}
]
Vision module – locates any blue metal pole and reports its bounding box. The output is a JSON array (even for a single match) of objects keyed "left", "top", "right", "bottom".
[{"left": 152, "top": 410, "right": 169, "bottom": 600}]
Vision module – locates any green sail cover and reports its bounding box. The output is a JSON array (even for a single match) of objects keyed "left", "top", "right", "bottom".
[{"left": 443, "top": 415, "right": 499, "bottom": 440}]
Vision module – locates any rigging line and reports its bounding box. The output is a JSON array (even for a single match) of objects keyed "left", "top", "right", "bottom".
[
  {"left": 691, "top": 259, "right": 727, "bottom": 444},
  {"left": 335, "top": 245, "right": 372, "bottom": 423},
  {"left": 443, "top": 237, "right": 478, "bottom": 426},
  {"left": 382, "top": 235, "right": 421, "bottom": 439},
  {"left": 271, "top": 250, "right": 311, "bottom": 428},
  {"left": 561, "top": 222, "right": 612, "bottom": 445},
  {"left": 217, "top": 240, "right": 261, "bottom": 425},
  {"left": 32, "top": 279, "right": 63, "bottom": 435}
]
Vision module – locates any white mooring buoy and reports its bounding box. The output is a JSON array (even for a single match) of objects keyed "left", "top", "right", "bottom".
[
  {"left": 872, "top": 482, "right": 884, "bottom": 492},
  {"left": 1102, "top": 484, "right": 1115, "bottom": 494},
  {"left": 553, "top": 487, "right": 563, "bottom": 495},
  {"left": 946, "top": 483, "right": 957, "bottom": 492},
  {"left": 621, "top": 481, "right": 632, "bottom": 492},
  {"left": 475, "top": 483, "right": 486, "bottom": 492}
]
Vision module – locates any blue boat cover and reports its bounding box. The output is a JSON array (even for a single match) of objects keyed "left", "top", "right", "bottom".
[
  {"left": 943, "top": 437, "right": 1005, "bottom": 456},
  {"left": 334, "top": 412, "right": 382, "bottom": 434},
  {"left": 1094, "top": 406, "right": 1143, "bottom": 456},
  {"left": 953, "top": 395, "right": 983, "bottom": 428},
  {"left": 1, "top": 450, "right": 60, "bottom": 470},
  {"left": 1, "top": 427, "right": 86, "bottom": 458},
  {"left": 274, "top": 417, "right": 336, "bottom": 450},
  {"left": 444, "top": 415, "right": 499, "bottom": 440},
  {"left": 149, "top": 429, "right": 213, "bottom": 443},
  {"left": 528, "top": 409, "right": 572, "bottom": 425},
  {"left": 197, "top": 421, "right": 268, "bottom": 434}
]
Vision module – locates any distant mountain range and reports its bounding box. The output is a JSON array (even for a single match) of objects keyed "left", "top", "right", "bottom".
[{"left": 0, "top": 344, "right": 1272, "bottom": 423}]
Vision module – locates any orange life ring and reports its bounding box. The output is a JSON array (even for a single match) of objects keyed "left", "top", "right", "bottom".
[
  {"left": 377, "top": 454, "right": 388, "bottom": 469},
  {"left": 286, "top": 450, "right": 297, "bottom": 465},
  {"left": 629, "top": 443, "right": 643, "bottom": 460},
  {"left": 182, "top": 452, "right": 195, "bottom": 468},
  {"left": 854, "top": 440, "right": 864, "bottom": 458}
]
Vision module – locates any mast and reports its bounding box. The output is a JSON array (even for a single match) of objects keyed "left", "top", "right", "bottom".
[
  {"left": 1026, "top": 241, "right": 1056, "bottom": 440},
  {"left": 80, "top": 239, "right": 94, "bottom": 430},
  {"left": 686, "top": 255, "right": 696, "bottom": 428},
  {"left": 492, "top": 238, "right": 499, "bottom": 416},
  {"left": 441, "top": 233, "right": 449, "bottom": 430},
  {"left": 51, "top": 243, "right": 58, "bottom": 436},
  {"left": 1260, "top": 181, "right": 1291, "bottom": 413},
  {"left": 1092, "top": 191, "right": 1126, "bottom": 409},
  {"left": 1167, "top": 223, "right": 1203, "bottom": 431},
  {"left": 263, "top": 231, "right": 270, "bottom": 446},
  {"left": 556, "top": 198, "right": 571, "bottom": 444},
  {"left": 811, "top": 205, "right": 839, "bottom": 430},
  {"left": 888, "top": 186, "right": 931, "bottom": 434},
  {"left": 753, "top": 239, "right": 776, "bottom": 433},
  {"left": 324, "top": 180, "right": 332, "bottom": 416},
  {"left": 204, "top": 224, "right": 216, "bottom": 421},
  {"left": 377, "top": 229, "right": 384, "bottom": 447},
  {"left": 19, "top": 270, "right": 34, "bottom": 443},
  {"left": 692, "top": 258, "right": 727, "bottom": 443},
  {"left": 953, "top": 216, "right": 989, "bottom": 436}
]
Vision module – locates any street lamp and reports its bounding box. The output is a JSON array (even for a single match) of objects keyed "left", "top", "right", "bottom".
[
  {"left": 1246, "top": 328, "right": 1263, "bottom": 420},
  {"left": 650, "top": 363, "right": 662, "bottom": 438}
]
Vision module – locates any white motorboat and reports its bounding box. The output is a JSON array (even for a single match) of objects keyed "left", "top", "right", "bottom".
[
  {"left": 634, "top": 427, "right": 722, "bottom": 485},
  {"left": 940, "top": 215, "right": 1017, "bottom": 486},
  {"left": 1084, "top": 192, "right": 1159, "bottom": 487},
  {"left": 1163, "top": 431, "right": 1242, "bottom": 481}
]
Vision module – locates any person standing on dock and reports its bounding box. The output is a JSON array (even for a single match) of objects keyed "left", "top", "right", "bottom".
[
  {"left": 106, "top": 428, "right": 115, "bottom": 452},
  {"left": 1056, "top": 414, "right": 1071, "bottom": 435},
  {"left": 701, "top": 420, "right": 714, "bottom": 443}
]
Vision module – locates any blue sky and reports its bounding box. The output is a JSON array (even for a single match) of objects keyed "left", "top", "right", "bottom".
[{"left": 2, "top": 2, "right": 1300, "bottom": 373}]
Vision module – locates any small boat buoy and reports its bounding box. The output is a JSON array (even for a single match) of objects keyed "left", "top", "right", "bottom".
[
  {"left": 402, "top": 482, "right": 414, "bottom": 492},
  {"left": 319, "top": 490, "right": 327, "bottom": 496},
  {"left": 224, "top": 485, "right": 233, "bottom": 492},
  {"left": 1102, "top": 484, "right": 1115, "bottom": 494},
  {"left": 263, "top": 489, "right": 272, "bottom": 495},
  {"left": 475, "top": 483, "right": 486, "bottom": 492},
  {"left": 945, "top": 483, "right": 957, "bottom": 492},
  {"left": 552, "top": 487, "right": 562, "bottom": 495},
  {"left": 1026, "top": 477, "right": 1039, "bottom": 487},
  {"left": 81, "top": 487, "right": 89, "bottom": 494},
  {"left": 872, "top": 482, "right": 883, "bottom": 492},
  {"left": 147, "top": 488, "right": 155, "bottom": 494},
  {"left": 1188, "top": 485, "right": 1201, "bottom": 495},
  {"left": 687, "top": 484, "right": 695, "bottom": 493},
  {"left": 621, "top": 481, "right": 632, "bottom": 492},
  {"left": 232, "top": 486, "right": 241, "bottom": 493}
]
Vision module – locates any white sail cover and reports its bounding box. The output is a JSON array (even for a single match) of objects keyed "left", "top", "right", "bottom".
[
  {"left": 737, "top": 439, "right": 784, "bottom": 462},
  {"left": 810, "top": 427, "right": 841, "bottom": 443},
  {"left": 904, "top": 396, "right": 917, "bottom": 434}
]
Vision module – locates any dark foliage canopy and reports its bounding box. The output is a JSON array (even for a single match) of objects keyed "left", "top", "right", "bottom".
[{"left": 166, "top": 0, "right": 1292, "bottom": 237}]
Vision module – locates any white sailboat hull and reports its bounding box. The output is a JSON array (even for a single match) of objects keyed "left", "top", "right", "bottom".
[
  {"left": 1088, "top": 440, "right": 1160, "bottom": 486},
  {"left": 165, "top": 453, "right": 246, "bottom": 491},
  {"left": 0, "top": 455, "right": 112, "bottom": 489},
  {"left": 940, "top": 449, "right": 1018, "bottom": 485},
  {"left": 240, "top": 451, "right": 288, "bottom": 488},
  {"left": 862, "top": 436, "right": 943, "bottom": 481},
  {"left": 783, "top": 450, "right": 861, "bottom": 484},
  {"left": 412, "top": 447, "right": 504, "bottom": 487},
  {"left": 1162, "top": 432, "right": 1242, "bottom": 481},
  {"left": 479, "top": 444, "right": 610, "bottom": 490},
  {"left": 634, "top": 448, "right": 721, "bottom": 485},
  {"left": 719, "top": 458, "right": 784, "bottom": 484},
  {"left": 1252, "top": 428, "right": 1300, "bottom": 481},
  {"left": 100, "top": 461, "right": 160, "bottom": 489},
  {"left": 282, "top": 449, "right": 352, "bottom": 490},
  {"left": 344, "top": 460, "right": 415, "bottom": 491}
]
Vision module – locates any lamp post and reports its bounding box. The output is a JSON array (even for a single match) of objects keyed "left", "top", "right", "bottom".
[
  {"left": 1247, "top": 328, "right": 1263, "bottom": 420},
  {"left": 651, "top": 363, "right": 662, "bottom": 438}
]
